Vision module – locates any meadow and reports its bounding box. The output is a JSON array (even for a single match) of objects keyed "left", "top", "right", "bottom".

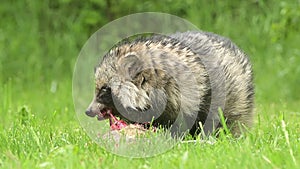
[{"left": 0, "top": 0, "right": 299, "bottom": 168}]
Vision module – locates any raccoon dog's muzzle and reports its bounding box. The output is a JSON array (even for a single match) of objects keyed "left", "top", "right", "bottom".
[{"left": 85, "top": 86, "right": 114, "bottom": 121}]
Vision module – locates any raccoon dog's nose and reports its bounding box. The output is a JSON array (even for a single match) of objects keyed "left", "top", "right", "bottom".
[{"left": 85, "top": 109, "right": 95, "bottom": 117}]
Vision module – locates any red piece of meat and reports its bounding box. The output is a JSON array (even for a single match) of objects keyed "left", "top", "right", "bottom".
[{"left": 109, "top": 113, "right": 128, "bottom": 130}]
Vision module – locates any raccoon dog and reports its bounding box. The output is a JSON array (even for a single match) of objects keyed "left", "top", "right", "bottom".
[{"left": 85, "top": 31, "right": 254, "bottom": 137}]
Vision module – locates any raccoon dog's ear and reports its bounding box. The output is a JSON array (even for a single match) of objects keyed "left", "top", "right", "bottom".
[{"left": 118, "top": 54, "right": 143, "bottom": 79}]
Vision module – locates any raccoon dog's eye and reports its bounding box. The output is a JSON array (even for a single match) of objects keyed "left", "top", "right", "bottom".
[
  {"left": 99, "top": 85, "right": 111, "bottom": 95},
  {"left": 100, "top": 85, "right": 109, "bottom": 93},
  {"left": 96, "top": 85, "right": 112, "bottom": 104}
]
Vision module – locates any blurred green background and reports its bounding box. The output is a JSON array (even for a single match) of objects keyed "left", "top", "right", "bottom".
[{"left": 1, "top": 0, "right": 299, "bottom": 124}]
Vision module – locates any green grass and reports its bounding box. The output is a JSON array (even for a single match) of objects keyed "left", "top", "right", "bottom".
[
  {"left": 1, "top": 0, "right": 300, "bottom": 168},
  {"left": 1, "top": 95, "right": 299, "bottom": 168}
]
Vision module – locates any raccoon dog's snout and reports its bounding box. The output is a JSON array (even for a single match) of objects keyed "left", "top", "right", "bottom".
[
  {"left": 85, "top": 109, "right": 94, "bottom": 117},
  {"left": 85, "top": 84, "right": 117, "bottom": 122}
]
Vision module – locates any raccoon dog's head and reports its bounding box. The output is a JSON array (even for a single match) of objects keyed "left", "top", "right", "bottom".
[
  {"left": 86, "top": 36, "right": 203, "bottom": 127},
  {"left": 85, "top": 40, "right": 176, "bottom": 124}
]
